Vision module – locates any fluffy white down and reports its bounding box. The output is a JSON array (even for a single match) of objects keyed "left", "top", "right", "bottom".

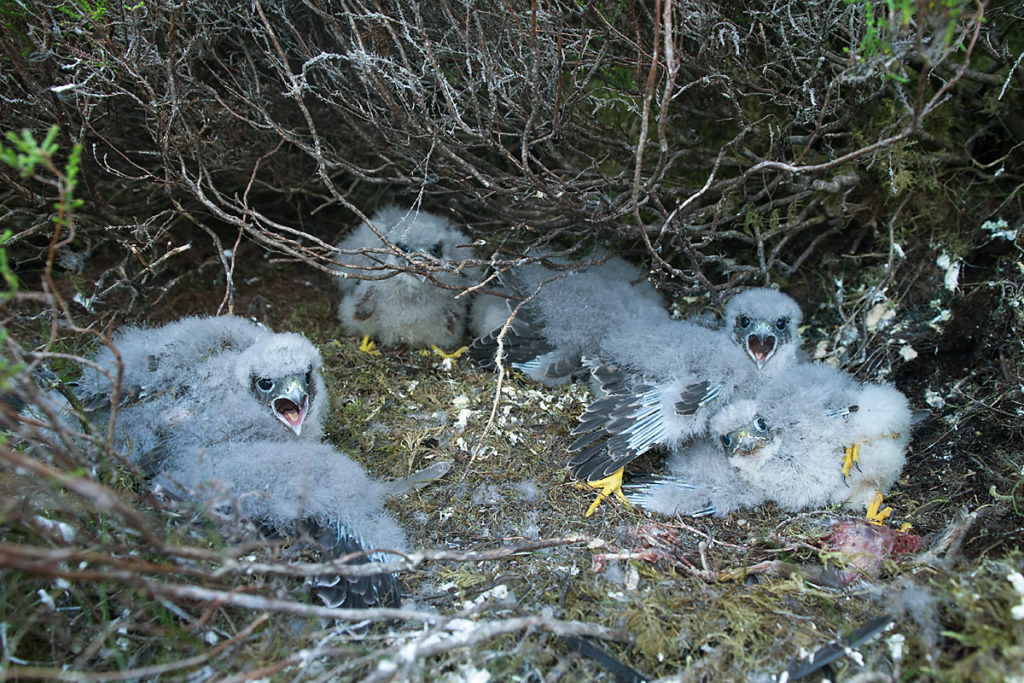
[
  {"left": 482, "top": 256, "right": 672, "bottom": 386},
  {"left": 741, "top": 363, "right": 910, "bottom": 510},
  {"left": 157, "top": 440, "right": 408, "bottom": 553},
  {"left": 631, "top": 440, "right": 766, "bottom": 517},
  {"left": 333, "top": 205, "right": 482, "bottom": 347},
  {"left": 77, "top": 316, "right": 327, "bottom": 462},
  {"left": 634, "top": 363, "right": 912, "bottom": 517},
  {"left": 721, "top": 288, "right": 806, "bottom": 379},
  {"left": 513, "top": 257, "right": 668, "bottom": 362}
]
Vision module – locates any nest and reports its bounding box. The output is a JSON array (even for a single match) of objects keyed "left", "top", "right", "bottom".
[{"left": 1, "top": 0, "right": 1024, "bottom": 679}]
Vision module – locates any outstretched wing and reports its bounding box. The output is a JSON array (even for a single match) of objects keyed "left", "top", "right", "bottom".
[{"left": 567, "top": 361, "right": 720, "bottom": 481}]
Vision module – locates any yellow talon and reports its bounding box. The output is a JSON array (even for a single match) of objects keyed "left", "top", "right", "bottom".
[
  {"left": 431, "top": 345, "right": 469, "bottom": 360},
  {"left": 841, "top": 443, "right": 861, "bottom": 482},
  {"left": 866, "top": 491, "right": 893, "bottom": 525},
  {"left": 358, "top": 335, "right": 381, "bottom": 356},
  {"left": 583, "top": 468, "right": 631, "bottom": 517}
]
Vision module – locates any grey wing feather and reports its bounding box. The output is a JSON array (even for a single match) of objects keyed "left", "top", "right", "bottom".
[
  {"left": 467, "top": 313, "right": 555, "bottom": 369},
  {"left": 625, "top": 439, "right": 769, "bottom": 517},
  {"left": 675, "top": 381, "right": 718, "bottom": 415},
  {"left": 543, "top": 355, "right": 584, "bottom": 379},
  {"left": 307, "top": 519, "right": 401, "bottom": 610},
  {"left": 568, "top": 366, "right": 716, "bottom": 482},
  {"left": 623, "top": 475, "right": 720, "bottom": 517}
]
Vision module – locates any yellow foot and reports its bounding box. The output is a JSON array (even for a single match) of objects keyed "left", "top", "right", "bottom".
[
  {"left": 358, "top": 335, "right": 381, "bottom": 356},
  {"left": 841, "top": 443, "right": 861, "bottom": 483},
  {"left": 866, "top": 491, "right": 893, "bottom": 525},
  {"left": 430, "top": 345, "right": 469, "bottom": 360},
  {"left": 582, "top": 468, "right": 632, "bottom": 517}
]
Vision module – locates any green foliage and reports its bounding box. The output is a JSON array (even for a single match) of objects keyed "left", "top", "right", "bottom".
[
  {"left": 55, "top": 0, "right": 107, "bottom": 25},
  {"left": 0, "top": 125, "right": 84, "bottom": 229},
  {"left": 0, "top": 229, "right": 23, "bottom": 387},
  {"left": 844, "top": 0, "right": 971, "bottom": 72},
  {"left": 0, "top": 127, "right": 61, "bottom": 177},
  {"left": 0, "top": 1, "right": 27, "bottom": 46},
  {"left": 0, "top": 329, "right": 25, "bottom": 396},
  {"left": 0, "top": 230, "right": 17, "bottom": 302}
]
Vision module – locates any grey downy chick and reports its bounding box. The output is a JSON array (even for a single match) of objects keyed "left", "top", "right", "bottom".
[
  {"left": 334, "top": 205, "right": 481, "bottom": 350},
  {"left": 468, "top": 255, "right": 668, "bottom": 385},
  {"left": 627, "top": 362, "right": 911, "bottom": 519},
  {"left": 75, "top": 316, "right": 327, "bottom": 473},
  {"left": 158, "top": 439, "right": 409, "bottom": 609},
  {"left": 567, "top": 288, "right": 804, "bottom": 514}
]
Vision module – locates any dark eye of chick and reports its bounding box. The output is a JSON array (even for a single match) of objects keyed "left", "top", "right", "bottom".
[
  {"left": 429, "top": 242, "right": 443, "bottom": 258},
  {"left": 304, "top": 367, "right": 313, "bottom": 386},
  {"left": 754, "top": 416, "right": 768, "bottom": 432},
  {"left": 738, "top": 316, "right": 750, "bottom": 329},
  {"left": 395, "top": 241, "right": 409, "bottom": 252},
  {"left": 775, "top": 317, "right": 788, "bottom": 331},
  {"left": 720, "top": 435, "right": 732, "bottom": 449},
  {"left": 255, "top": 377, "right": 274, "bottom": 392}
]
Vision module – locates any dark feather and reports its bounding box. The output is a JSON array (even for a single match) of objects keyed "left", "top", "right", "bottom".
[
  {"left": 305, "top": 519, "right": 401, "bottom": 610},
  {"left": 674, "top": 381, "right": 715, "bottom": 416},
  {"left": 468, "top": 314, "right": 555, "bottom": 369},
  {"left": 570, "top": 453, "right": 628, "bottom": 481},
  {"left": 568, "top": 428, "right": 609, "bottom": 453},
  {"left": 354, "top": 289, "right": 376, "bottom": 321},
  {"left": 564, "top": 636, "right": 648, "bottom": 683},
  {"left": 589, "top": 363, "right": 626, "bottom": 391},
  {"left": 546, "top": 355, "right": 583, "bottom": 379},
  {"left": 784, "top": 615, "right": 894, "bottom": 680}
]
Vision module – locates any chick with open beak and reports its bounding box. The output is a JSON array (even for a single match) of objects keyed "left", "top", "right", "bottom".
[
  {"left": 251, "top": 369, "right": 314, "bottom": 436},
  {"left": 234, "top": 332, "right": 326, "bottom": 442},
  {"left": 723, "top": 288, "right": 803, "bottom": 374}
]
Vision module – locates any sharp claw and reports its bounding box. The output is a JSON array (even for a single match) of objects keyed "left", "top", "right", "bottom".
[
  {"left": 358, "top": 335, "right": 381, "bottom": 355},
  {"left": 431, "top": 345, "right": 469, "bottom": 360},
  {"left": 866, "top": 491, "right": 893, "bottom": 525},
  {"left": 583, "top": 468, "right": 631, "bottom": 517},
  {"left": 841, "top": 443, "right": 861, "bottom": 483}
]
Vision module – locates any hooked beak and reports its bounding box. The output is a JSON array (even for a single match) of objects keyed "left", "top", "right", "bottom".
[
  {"left": 729, "top": 430, "right": 768, "bottom": 457},
  {"left": 272, "top": 378, "right": 309, "bottom": 436},
  {"left": 745, "top": 322, "right": 777, "bottom": 370}
]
